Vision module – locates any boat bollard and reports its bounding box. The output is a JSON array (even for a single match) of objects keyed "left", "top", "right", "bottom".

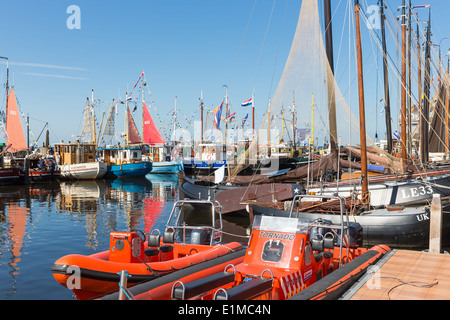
[{"left": 429, "top": 194, "right": 442, "bottom": 254}]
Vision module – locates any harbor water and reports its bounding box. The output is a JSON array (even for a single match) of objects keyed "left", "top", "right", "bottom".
[{"left": 0, "top": 174, "right": 250, "bottom": 300}]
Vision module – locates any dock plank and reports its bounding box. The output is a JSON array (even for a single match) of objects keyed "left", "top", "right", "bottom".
[{"left": 349, "top": 250, "right": 450, "bottom": 300}]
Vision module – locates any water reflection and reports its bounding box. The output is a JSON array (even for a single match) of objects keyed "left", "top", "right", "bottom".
[
  {"left": 0, "top": 174, "right": 251, "bottom": 299},
  {"left": 0, "top": 175, "right": 180, "bottom": 299}
]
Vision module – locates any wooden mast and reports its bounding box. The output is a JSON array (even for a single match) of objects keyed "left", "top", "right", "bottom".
[
  {"left": 400, "top": 0, "right": 407, "bottom": 170},
  {"left": 200, "top": 91, "right": 204, "bottom": 144},
  {"left": 422, "top": 9, "right": 431, "bottom": 163},
  {"left": 380, "top": 0, "right": 393, "bottom": 154},
  {"left": 354, "top": 0, "right": 369, "bottom": 204},
  {"left": 417, "top": 23, "right": 424, "bottom": 162},
  {"left": 407, "top": 1, "right": 413, "bottom": 156}
]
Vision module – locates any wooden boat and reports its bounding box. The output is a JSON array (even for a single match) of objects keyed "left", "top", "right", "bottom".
[
  {"left": 54, "top": 142, "right": 107, "bottom": 179},
  {"left": 0, "top": 143, "right": 21, "bottom": 185},
  {"left": 162, "top": 195, "right": 391, "bottom": 300},
  {"left": 151, "top": 160, "right": 183, "bottom": 174},
  {"left": 98, "top": 146, "right": 152, "bottom": 178},
  {"left": 179, "top": 171, "right": 303, "bottom": 215},
  {"left": 247, "top": 194, "right": 450, "bottom": 249},
  {"left": 51, "top": 199, "right": 244, "bottom": 299}
]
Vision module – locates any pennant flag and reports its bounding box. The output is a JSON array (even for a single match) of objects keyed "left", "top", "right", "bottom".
[
  {"left": 213, "top": 100, "right": 224, "bottom": 130},
  {"left": 242, "top": 113, "right": 249, "bottom": 126},
  {"left": 227, "top": 112, "right": 236, "bottom": 120},
  {"left": 241, "top": 98, "right": 253, "bottom": 107},
  {"left": 413, "top": 4, "right": 430, "bottom": 9},
  {"left": 393, "top": 130, "right": 400, "bottom": 141}
]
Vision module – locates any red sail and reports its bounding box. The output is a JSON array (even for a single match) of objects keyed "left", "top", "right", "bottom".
[
  {"left": 127, "top": 107, "right": 143, "bottom": 144},
  {"left": 143, "top": 102, "right": 165, "bottom": 145},
  {"left": 6, "top": 88, "right": 27, "bottom": 152}
]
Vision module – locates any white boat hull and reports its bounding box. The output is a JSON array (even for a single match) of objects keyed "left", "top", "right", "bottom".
[{"left": 59, "top": 162, "right": 107, "bottom": 180}]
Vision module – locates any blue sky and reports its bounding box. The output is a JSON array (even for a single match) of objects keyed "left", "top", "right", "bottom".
[{"left": 1, "top": 0, "right": 449, "bottom": 146}]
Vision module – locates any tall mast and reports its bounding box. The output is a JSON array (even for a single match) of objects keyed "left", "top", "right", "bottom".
[
  {"left": 292, "top": 91, "right": 296, "bottom": 152},
  {"left": 200, "top": 91, "right": 204, "bottom": 144},
  {"left": 311, "top": 93, "right": 314, "bottom": 149},
  {"left": 252, "top": 92, "right": 255, "bottom": 138},
  {"left": 380, "top": 0, "right": 392, "bottom": 154},
  {"left": 173, "top": 96, "right": 177, "bottom": 145},
  {"left": 407, "top": 1, "right": 412, "bottom": 155},
  {"left": 91, "top": 89, "right": 97, "bottom": 145},
  {"left": 0, "top": 57, "right": 9, "bottom": 124},
  {"left": 422, "top": 9, "right": 431, "bottom": 163},
  {"left": 400, "top": 0, "right": 407, "bottom": 170},
  {"left": 354, "top": 0, "right": 369, "bottom": 204},
  {"left": 141, "top": 70, "right": 145, "bottom": 143},
  {"left": 324, "top": 0, "right": 338, "bottom": 159},
  {"left": 417, "top": 23, "right": 423, "bottom": 162}
]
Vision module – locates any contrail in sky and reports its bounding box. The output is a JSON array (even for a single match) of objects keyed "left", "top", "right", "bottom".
[
  {"left": 24, "top": 72, "right": 88, "bottom": 80},
  {"left": 0, "top": 61, "right": 88, "bottom": 71}
]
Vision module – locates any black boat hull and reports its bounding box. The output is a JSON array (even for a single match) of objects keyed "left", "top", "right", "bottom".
[{"left": 249, "top": 203, "right": 450, "bottom": 249}]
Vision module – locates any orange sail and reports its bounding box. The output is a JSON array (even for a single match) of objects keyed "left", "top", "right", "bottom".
[
  {"left": 143, "top": 101, "right": 165, "bottom": 145},
  {"left": 127, "top": 106, "right": 143, "bottom": 145},
  {"left": 6, "top": 88, "right": 27, "bottom": 152}
]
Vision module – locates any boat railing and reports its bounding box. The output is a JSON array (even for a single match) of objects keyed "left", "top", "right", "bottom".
[
  {"left": 164, "top": 199, "right": 223, "bottom": 246},
  {"left": 289, "top": 194, "right": 350, "bottom": 267}
]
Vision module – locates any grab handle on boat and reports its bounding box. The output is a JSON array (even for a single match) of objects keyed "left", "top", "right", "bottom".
[
  {"left": 214, "top": 288, "right": 228, "bottom": 300},
  {"left": 260, "top": 269, "right": 274, "bottom": 280},
  {"left": 224, "top": 264, "right": 236, "bottom": 274},
  {"left": 171, "top": 281, "right": 185, "bottom": 300}
]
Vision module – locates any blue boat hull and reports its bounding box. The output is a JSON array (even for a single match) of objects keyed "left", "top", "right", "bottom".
[
  {"left": 150, "top": 161, "right": 183, "bottom": 174},
  {"left": 105, "top": 162, "right": 153, "bottom": 178}
]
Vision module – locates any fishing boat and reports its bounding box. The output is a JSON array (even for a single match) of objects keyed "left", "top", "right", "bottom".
[
  {"left": 51, "top": 199, "right": 244, "bottom": 300},
  {"left": 1, "top": 67, "right": 52, "bottom": 183},
  {"left": 0, "top": 143, "right": 21, "bottom": 184},
  {"left": 150, "top": 195, "right": 389, "bottom": 301},
  {"left": 98, "top": 145, "right": 152, "bottom": 178},
  {"left": 122, "top": 71, "right": 184, "bottom": 174},
  {"left": 247, "top": 193, "right": 450, "bottom": 249},
  {"left": 96, "top": 90, "right": 153, "bottom": 178},
  {"left": 54, "top": 141, "right": 107, "bottom": 180},
  {"left": 22, "top": 155, "right": 60, "bottom": 182},
  {"left": 54, "top": 95, "right": 107, "bottom": 180},
  {"left": 179, "top": 173, "right": 303, "bottom": 215}
]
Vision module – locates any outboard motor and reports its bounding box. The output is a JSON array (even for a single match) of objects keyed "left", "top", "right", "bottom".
[{"left": 336, "top": 222, "right": 363, "bottom": 248}]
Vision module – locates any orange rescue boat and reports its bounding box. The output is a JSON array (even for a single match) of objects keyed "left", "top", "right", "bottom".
[
  {"left": 51, "top": 200, "right": 244, "bottom": 299},
  {"left": 165, "top": 195, "right": 391, "bottom": 301}
]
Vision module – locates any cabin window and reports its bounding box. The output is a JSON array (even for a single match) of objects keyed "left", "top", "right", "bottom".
[
  {"left": 89, "top": 146, "right": 94, "bottom": 153},
  {"left": 123, "top": 152, "right": 127, "bottom": 159},
  {"left": 261, "top": 240, "right": 284, "bottom": 263},
  {"left": 132, "top": 152, "right": 138, "bottom": 159}
]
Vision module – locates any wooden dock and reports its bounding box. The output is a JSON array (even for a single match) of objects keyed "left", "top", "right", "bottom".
[{"left": 341, "top": 249, "right": 450, "bottom": 300}]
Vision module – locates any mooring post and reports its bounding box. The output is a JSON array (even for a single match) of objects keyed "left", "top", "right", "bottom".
[{"left": 429, "top": 194, "right": 442, "bottom": 254}]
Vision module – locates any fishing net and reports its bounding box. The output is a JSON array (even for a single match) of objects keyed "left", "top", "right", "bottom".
[{"left": 232, "top": 0, "right": 402, "bottom": 179}]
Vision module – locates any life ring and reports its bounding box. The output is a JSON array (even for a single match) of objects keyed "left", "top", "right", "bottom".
[{"left": 206, "top": 154, "right": 212, "bottom": 161}]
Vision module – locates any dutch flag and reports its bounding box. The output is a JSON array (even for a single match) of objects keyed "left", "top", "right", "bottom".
[
  {"left": 241, "top": 98, "right": 253, "bottom": 107},
  {"left": 393, "top": 130, "right": 400, "bottom": 141}
]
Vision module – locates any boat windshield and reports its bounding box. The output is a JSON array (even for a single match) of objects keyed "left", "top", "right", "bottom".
[{"left": 252, "top": 215, "right": 309, "bottom": 234}]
